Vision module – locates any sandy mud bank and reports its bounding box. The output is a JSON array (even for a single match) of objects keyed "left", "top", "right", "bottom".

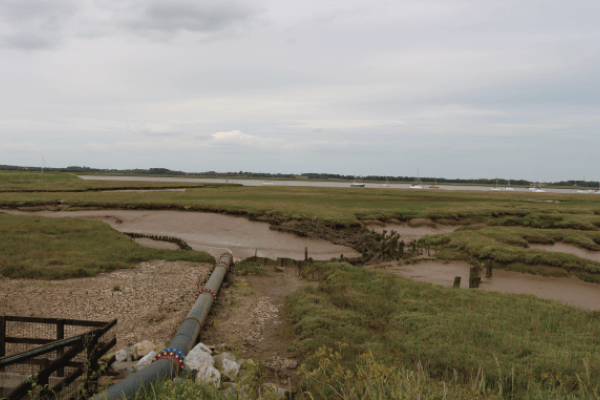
[{"left": 370, "top": 260, "right": 600, "bottom": 310}]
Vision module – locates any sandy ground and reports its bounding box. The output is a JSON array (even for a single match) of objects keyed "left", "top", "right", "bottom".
[
  {"left": 529, "top": 242, "right": 600, "bottom": 263},
  {"left": 6, "top": 210, "right": 359, "bottom": 261},
  {"left": 0, "top": 260, "right": 213, "bottom": 349},
  {"left": 366, "top": 222, "right": 457, "bottom": 242},
  {"left": 369, "top": 259, "right": 600, "bottom": 310}
]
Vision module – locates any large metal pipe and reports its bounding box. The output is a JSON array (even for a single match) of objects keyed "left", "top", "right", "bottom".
[{"left": 96, "top": 252, "right": 233, "bottom": 399}]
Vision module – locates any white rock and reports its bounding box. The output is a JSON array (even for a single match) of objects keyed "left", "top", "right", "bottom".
[
  {"left": 184, "top": 344, "right": 215, "bottom": 371},
  {"left": 115, "top": 348, "right": 134, "bottom": 362},
  {"left": 136, "top": 350, "right": 157, "bottom": 370},
  {"left": 135, "top": 341, "right": 156, "bottom": 358},
  {"left": 221, "top": 358, "right": 240, "bottom": 380},
  {"left": 196, "top": 365, "right": 221, "bottom": 388},
  {"left": 213, "top": 352, "right": 236, "bottom": 369},
  {"left": 196, "top": 342, "right": 213, "bottom": 354}
]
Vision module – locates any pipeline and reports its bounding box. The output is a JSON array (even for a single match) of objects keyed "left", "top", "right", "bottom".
[{"left": 96, "top": 252, "right": 233, "bottom": 399}]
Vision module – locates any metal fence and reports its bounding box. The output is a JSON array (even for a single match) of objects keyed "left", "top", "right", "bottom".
[{"left": 0, "top": 316, "right": 117, "bottom": 400}]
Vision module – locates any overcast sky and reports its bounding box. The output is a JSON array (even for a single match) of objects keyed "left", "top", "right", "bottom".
[{"left": 1, "top": 0, "right": 598, "bottom": 181}]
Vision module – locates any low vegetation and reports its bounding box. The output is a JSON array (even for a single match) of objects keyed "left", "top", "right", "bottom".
[
  {"left": 419, "top": 227, "right": 600, "bottom": 282},
  {"left": 0, "top": 172, "right": 235, "bottom": 192},
  {"left": 289, "top": 262, "right": 600, "bottom": 399},
  {"left": 0, "top": 214, "right": 214, "bottom": 279}
]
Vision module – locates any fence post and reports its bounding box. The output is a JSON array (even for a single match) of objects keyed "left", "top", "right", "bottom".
[
  {"left": 57, "top": 319, "right": 65, "bottom": 377},
  {"left": 305, "top": 247, "right": 308, "bottom": 261},
  {"left": 85, "top": 332, "right": 100, "bottom": 395},
  {"left": 0, "top": 316, "right": 5, "bottom": 359}
]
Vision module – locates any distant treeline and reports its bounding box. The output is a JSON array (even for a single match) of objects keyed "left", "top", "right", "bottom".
[{"left": 0, "top": 164, "right": 596, "bottom": 187}]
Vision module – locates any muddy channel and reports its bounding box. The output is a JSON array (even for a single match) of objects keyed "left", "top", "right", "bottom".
[
  {"left": 6, "top": 210, "right": 359, "bottom": 261},
  {"left": 372, "top": 260, "right": 600, "bottom": 310},
  {"left": 529, "top": 243, "right": 600, "bottom": 263}
]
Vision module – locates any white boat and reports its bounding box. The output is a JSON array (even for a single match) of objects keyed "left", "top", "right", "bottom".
[
  {"left": 504, "top": 175, "right": 514, "bottom": 191},
  {"left": 409, "top": 170, "right": 423, "bottom": 189},
  {"left": 351, "top": 182, "right": 365, "bottom": 188},
  {"left": 262, "top": 182, "right": 274, "bottom": 185},
  {"left": 380, "top": 176, "right": 390, "bottom": 188},
  {"left": 491, "top": 179, "right": 502, "bottom": 191}
]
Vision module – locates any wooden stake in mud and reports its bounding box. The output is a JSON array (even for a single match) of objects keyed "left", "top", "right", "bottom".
[
  {"left": 486, "top": 260, "right": 493, "bottom": 277},
  {"left": 305, "top": 247, "right": 308, "bottom": 261},
  {"left": 453, "top": 277, "right": 461, "bottom": 288}
]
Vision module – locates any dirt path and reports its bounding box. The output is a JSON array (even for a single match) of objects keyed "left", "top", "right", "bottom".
[
  {"left": 5, "top": 210, "right": 360, "bottom": 261},
  {"left": 201, "top": 263, "right": 313, "bottom": 390},
  {"left": 368, "top": 259, "right": 600, "bottom": 310},
  {"left": 0, "top": 261, "right": 213, "bottom": 349}
]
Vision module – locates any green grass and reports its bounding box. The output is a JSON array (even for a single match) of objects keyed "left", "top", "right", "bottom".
[
  {"left": 0, "top": 171, "right": 82, "bottom": 184},
  {"left": 0, "top": 214, "right": 214, "bottom": 279},
  {"left": 289, "top": 262, "right": 600, "bottom": 399},
  {"left": 2, "top": 185, "right": 600, "bottom": 227},
  {"left": 235, "top": 259, "right": 268, "bottom": 276},
  {"left": 419, "top": 227, "right": 600, "bottom": 281},
  {"left": 0, "top": 172, "right": 237, "bottom": 192}
]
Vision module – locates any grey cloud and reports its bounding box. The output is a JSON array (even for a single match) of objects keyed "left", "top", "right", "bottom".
[
  {"left": 121, "top": 0, "right": 262, "bottom": 35},
  {"left": 0, "top": 0, "right": 76, "bottom": 49}
]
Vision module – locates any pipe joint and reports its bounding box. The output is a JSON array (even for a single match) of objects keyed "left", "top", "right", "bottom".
[{"left": 152, "top": 348, "right": 185, "bottom": 370}]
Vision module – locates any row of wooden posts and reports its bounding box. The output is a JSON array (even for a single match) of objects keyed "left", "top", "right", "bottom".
[{"left": 453, "top": 260, "right": 493, "bottom": 289}]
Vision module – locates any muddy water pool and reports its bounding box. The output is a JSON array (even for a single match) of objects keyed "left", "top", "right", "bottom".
[
  {"left": 366, "top": 223, "right": 457, "bottom": 242},
  {"left": 7, "top": 210, "right": 359, "bottom": 261},
  {"left": 529, "top": 243, "right": 600, "bottom": 263},
  {"left": 373, "top": 260, "right": 600, "bottom": 310}
]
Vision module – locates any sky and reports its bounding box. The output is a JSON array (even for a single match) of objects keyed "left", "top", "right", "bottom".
[{"left": 0, "top": 0, "right": 599, "bottom": 181}]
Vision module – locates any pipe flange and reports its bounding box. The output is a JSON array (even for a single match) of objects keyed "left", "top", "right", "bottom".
[
  {"left": 152, "top": 348, "right": 185, "bottom": 370},
  {"left": 196, "top": 288, "right": 216, "bottom": 300}
]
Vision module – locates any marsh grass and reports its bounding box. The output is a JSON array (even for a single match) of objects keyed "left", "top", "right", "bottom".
[
  {"left": 419, "top": 227, "right": 600, "bottom": 280},
  {"left": 2, "top": 185, "right": 600, "bottom": 227},
  {"left": 289, "top": 262, "right": 600, "bottom": 399},
  {"left": 0, "top": 172, "right": 234, "bottom": 192},
  {"left": 0, "top": 214, "right": 214, "bottom": 279}
]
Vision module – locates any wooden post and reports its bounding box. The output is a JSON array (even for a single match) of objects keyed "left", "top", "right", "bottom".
[
  {"left": 486, "top": 260, "right": 493, "bottom": 277},
  {"left": 57, "top": 319, "right": 65, "bottom": 377},
  {"left": 0, "top": 316, "right": 5, "bottom": 373},
  {"left": 453, "top": 277, "right": 461, "bottom": 288},
  {"left": 304, "top": 247, "right": 308, "bottom": 261}
]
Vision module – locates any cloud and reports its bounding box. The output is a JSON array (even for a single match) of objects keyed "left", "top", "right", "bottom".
[
  {"left": 0, "top": 0, "right": 76, "bottom": 49},
  {"left": 123, "top": 0, "right": 262, "bottom": 35},
  {"left": 212, "top": 130, "right": 257, "bottom": 141},
  {"left": 127, "top": 123, "right": 182, "bottom": 137}
]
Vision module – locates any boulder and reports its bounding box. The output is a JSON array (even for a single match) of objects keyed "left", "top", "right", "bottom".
[
  {"left": 184, "top": 343, "right": 215, "bottom": 372},
  {"left": 134, "top": 341, "right": 155, "bottom": 358},
  {"left": 196, "top": 365, "right": 221, "bottom": 388}
]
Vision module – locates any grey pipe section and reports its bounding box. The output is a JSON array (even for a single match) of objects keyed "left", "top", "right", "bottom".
[{"left": 96, "top": 252, "right": 233, "bottom": 399}]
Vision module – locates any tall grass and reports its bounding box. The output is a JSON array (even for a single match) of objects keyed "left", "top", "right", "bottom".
[
  {"left": 289, "top": 262, "right": 600, "bottom": 399},
  {"left": 0, "top": 214, "right": 214, "bottom": 279}
]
